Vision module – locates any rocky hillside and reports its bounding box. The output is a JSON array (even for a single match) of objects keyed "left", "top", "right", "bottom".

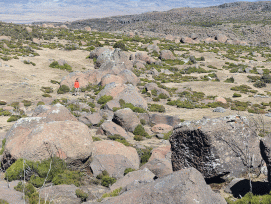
[{"left": 40, "top": 1, "right": 271, "bottom": 46}]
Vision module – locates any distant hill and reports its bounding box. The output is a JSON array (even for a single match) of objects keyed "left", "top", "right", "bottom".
[{"left": 42, "top": 1, "right": 271, "bottom": 46}]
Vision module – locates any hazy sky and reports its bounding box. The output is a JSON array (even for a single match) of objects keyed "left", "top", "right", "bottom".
[{"left": 0, "top": 0, "right": 262, "bottom": 23}]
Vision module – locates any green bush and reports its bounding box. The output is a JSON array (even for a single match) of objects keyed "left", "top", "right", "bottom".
[
  {"left": 124, "top": 168, "right": 135, "bottom": 176},
  {"left": 134, "top": 135, "right": 144, "bottom": 141},
  {"left": 14, "top": 182, "right": 48, "bottom": 204},
  {"left": 50, "top": 80, "right": 60, "bottom": 84},
  {"left": 224, "top": 76, "right": 234, "bottom": 83},
  {"left": 148, "top": 104, "right": 165, "bottom": 113},
  {"left": 100, "top": 187, "right": 122, "bottom": 201},
  {"left": 42, "top": 93, "right": 52, "bottom": 98},
  {"left": 119, "top": 100, "right": 146, "bottom": 113},
  {"left": 41, "top": 87, "right": 53, "bottom": 93},
  {"left": 0, "top": 199, "right": 9, "bottom": 204},
  {"left": 226, "top": 192, "right": 271, "bottom": 204},
  {"left": 158, "top": 93, "right": 168, "bottom": 99},
  {"left": 97, "top": 95, "right": 113, "bottom": 105},
  {"left": 108, "top": 134, "right": 131, "bottom": 146},
  {"left": 262, "top": 75, "right": 271, "bottom": 83},
  {"left": 7, "top": 115, "right": 21, "bottom": 122},
  {"left": 163, "top": 131, "right": 173, "bottom": 140},
  {"left": 113, "top": 41, "right": 126, "bottom": 51},
  {"left": 22, "top": 100, "right": 32, "bottom": 107},
  {"left": 0, "top": 138, "right": 6, "bottom": 155},
  {"left": 253, "top": 81, "right": 266, "bottom": 88},
  {"left": 49, "top": 61, "right": 72, "bottom": 71},
  {"left": 137, "top": 147, "right": 153, "bottom": 166},
  {"left": 57, "top": 85, "right": 70, "bottom": 94},
  {"left": 0, "top": 101, "right": 7, "bottom": 105},
  {"left": 233, "top": 93, "right": 242, "bottom": 98},
  {"left": 140, "top": 119, "right": 146, "bottom": 125},
  {"left": 101, "top": 176, "right": 116, "bottom": 187},
  {"left": 133, "top": 125, "right": 149, "bottom": 137},
  {"left": 0, "top": 110, "right": 12, "bottom": 116},
  {"left": 75, "top": 189, "right": 88, "bottom": 202},
  {"left": 37, "top": 101, "right": 45, "bottom": 106},
  {"left": 96, "top": 170, "right": 116, "bottom": 187}
]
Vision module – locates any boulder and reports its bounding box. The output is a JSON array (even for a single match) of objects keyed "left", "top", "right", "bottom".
[
  {"left": 170, "top": 115, "right": 262, "bottom": 179},
  {"left": 119, "top": 69, "right": 139, "bottom": 86},
  {"left": 0, "top": 180, "right": 24, "bottom": 204},
  {"left": 260, "top": 136, "right": 271, "bottom": 183},
  {"left": 26, "top": 27, "right": 33, "bottom": 32},
  {"left": 84, "top": 26, "right": 92, "bottom": 32},
  {"left": 32, "top": 104, "right": 77, "bottom": 122},
  {"left": 98, "top": 168, "right": 227, "bottom": 204},
  {"left": 133, "top": 60, "right": 146, "bottom": 69},
  {"left": 32, "top": 38, "right": 41, "bottom": 45},
  {"left": 213, "top": 107, "right": 226, "bottom": 113},
  {"left": 60, "top": 70, "right": 101, "bottom": 88},
  {"left": 0, "top": 36, "right": 11, "bottom": 41},
  {"left": 151, "top": 124, "right": 173, "bottom": 134},
  {"left": 97, "top": 83, "right": 147, "bottom": 109},
  {"left": 135, "top": 52, "right": 155, "bottom": 64},
  {"left": 141, "top": 146, "right": 173, "bottom": 178},
  {"left": 147, "top": 44, "right": 160, "bottom": 53},
  {"left": 104, "top": 100, "right": 120, "bottom": 111},
  {"left": 150, "top": 114, "right": 180, "bottom": 127},
  {"left": 190, "top": 33, "right": 198, "bottom": 40},
  {"left": 1, "top": 119, "right": 93, "bottom": 170},
  {"left": 100, "top": 121, "right": 129, "bottom": 139},
  {"left": 147, "top": 68, "right": 159, "bottom": 76},
  {"left": 215, "top": 97, "right": 227, "bottom": 104},
  {"left": 112, "top": 108, "right": 140, "bottom": 132},
  {"left": 57, "top": 59, "right": 69, "bottom": 66},
  {"left": 100, "top": 74, "right": 125, "bottom": 86},
  {"left": 60, "top": 25, "right": 68, "bottom": 29},
  {"left": 39, "top": 184, "right": 81, "bottom": 204},
  {"left": 79, "top": 112, "right": 103, "bottom": 126},
  {"left": 89, "top": 47, "right": 113, "bottom": 59},
  {"left": 215, "top": 34, "right": 228, "bottom": 43},
  {"left": 180, "top": 37, "right": 193, "bottom": 44},
  {"left": 159, "top": 50, "right": 175, "bottom": 60},
  {"left": 110, "top": 168, "right": 155, "bottom": 191},
  {"left": 144, "top": 83, "right": 170, "bottom": 97},
  {"left": 204, "top": 37, "right": 216, "bottom": 44},
  {"left": 90, "top": 140, "right": 140, "bottom": 178}
]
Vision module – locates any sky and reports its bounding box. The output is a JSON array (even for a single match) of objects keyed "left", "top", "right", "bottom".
[{"left": 0, "top": 0, "right": 262, "bottom": 24}]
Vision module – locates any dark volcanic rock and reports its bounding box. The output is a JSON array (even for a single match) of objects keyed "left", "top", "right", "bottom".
[
  {"left": 170, "top": 115, "right": 262, "bottom": 179},
  {"left": 260, "top": 136, "right": 271, "bottom": 183}
]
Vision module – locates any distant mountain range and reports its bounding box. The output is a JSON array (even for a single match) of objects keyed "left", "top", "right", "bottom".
[{"left": 0, "top": 0, "right": 261, "bottom": 23}]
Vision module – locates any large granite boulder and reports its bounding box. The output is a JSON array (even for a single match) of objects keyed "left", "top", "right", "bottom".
[
  {"left": 144, "top": 83, "right": 170, "bottom": 98},
  {"left": 97, "top": 83, "right": 147, "bottom": 109},
  {"left": 112, "top": 108, "right": 140, "bottom": 132},
  {"left": 32, "top": 104, "right": 77, "bottom": 122},
  {"left": 100, "top": 121, "right": 129, "bottom": 139},
  {"left": 97, "top": 168, "right": 226, "bottom": 204},
  {"left": 90, "top": 141, "right": 140, "bottom": 179},
  {"left": 159, "top": 50, "right": 175, "bottom": 60},
  {"left": 150, "top": 114, "right": 180, "bottom": 127},
  {"left": 140, "top": 146, "right": 172, "bottom": 177},
  {"left": 1, "top": 118, "right": 93, "bottom": 170},
  {"left": 110, "top": 168, "right": 155, "bottom": 191},
  {"left": 39, "top": 184, "right": 81, "bottom": 204},
  {"left": 170, "top": 115, "right": 262, "bottom": 179}
]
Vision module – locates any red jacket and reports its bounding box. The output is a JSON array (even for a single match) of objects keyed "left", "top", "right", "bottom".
[{"left": 74, "top": 81, "right": 80, "bottom": 88}]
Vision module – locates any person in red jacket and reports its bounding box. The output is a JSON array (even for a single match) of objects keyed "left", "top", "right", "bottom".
[{"left": 74, "top": 78, "right": 80, "bottom": 96}]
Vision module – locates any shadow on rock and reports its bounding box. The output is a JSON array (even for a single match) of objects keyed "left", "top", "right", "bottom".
[{"left": 230, "top": 180, "right": 270, "bottom": 198}]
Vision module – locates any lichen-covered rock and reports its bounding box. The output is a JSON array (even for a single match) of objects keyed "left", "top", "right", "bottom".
[
  {"left": 170, "top": 115, "right": 262, "bottom": 179},
  {"left": 100, "top": 121, "right": 129, "bottom": 139},
  {"left": 159, "top": 50, "right": 175, "bottom": 60}
]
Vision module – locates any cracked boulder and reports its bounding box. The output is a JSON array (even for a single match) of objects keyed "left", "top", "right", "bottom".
[{"left": 170, "top": 115, "right": 262, "bottom": 179}]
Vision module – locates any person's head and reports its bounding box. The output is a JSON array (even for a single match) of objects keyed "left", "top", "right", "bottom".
[{"left": 75, "top": 78, "right": 79, "bottom": 82}]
